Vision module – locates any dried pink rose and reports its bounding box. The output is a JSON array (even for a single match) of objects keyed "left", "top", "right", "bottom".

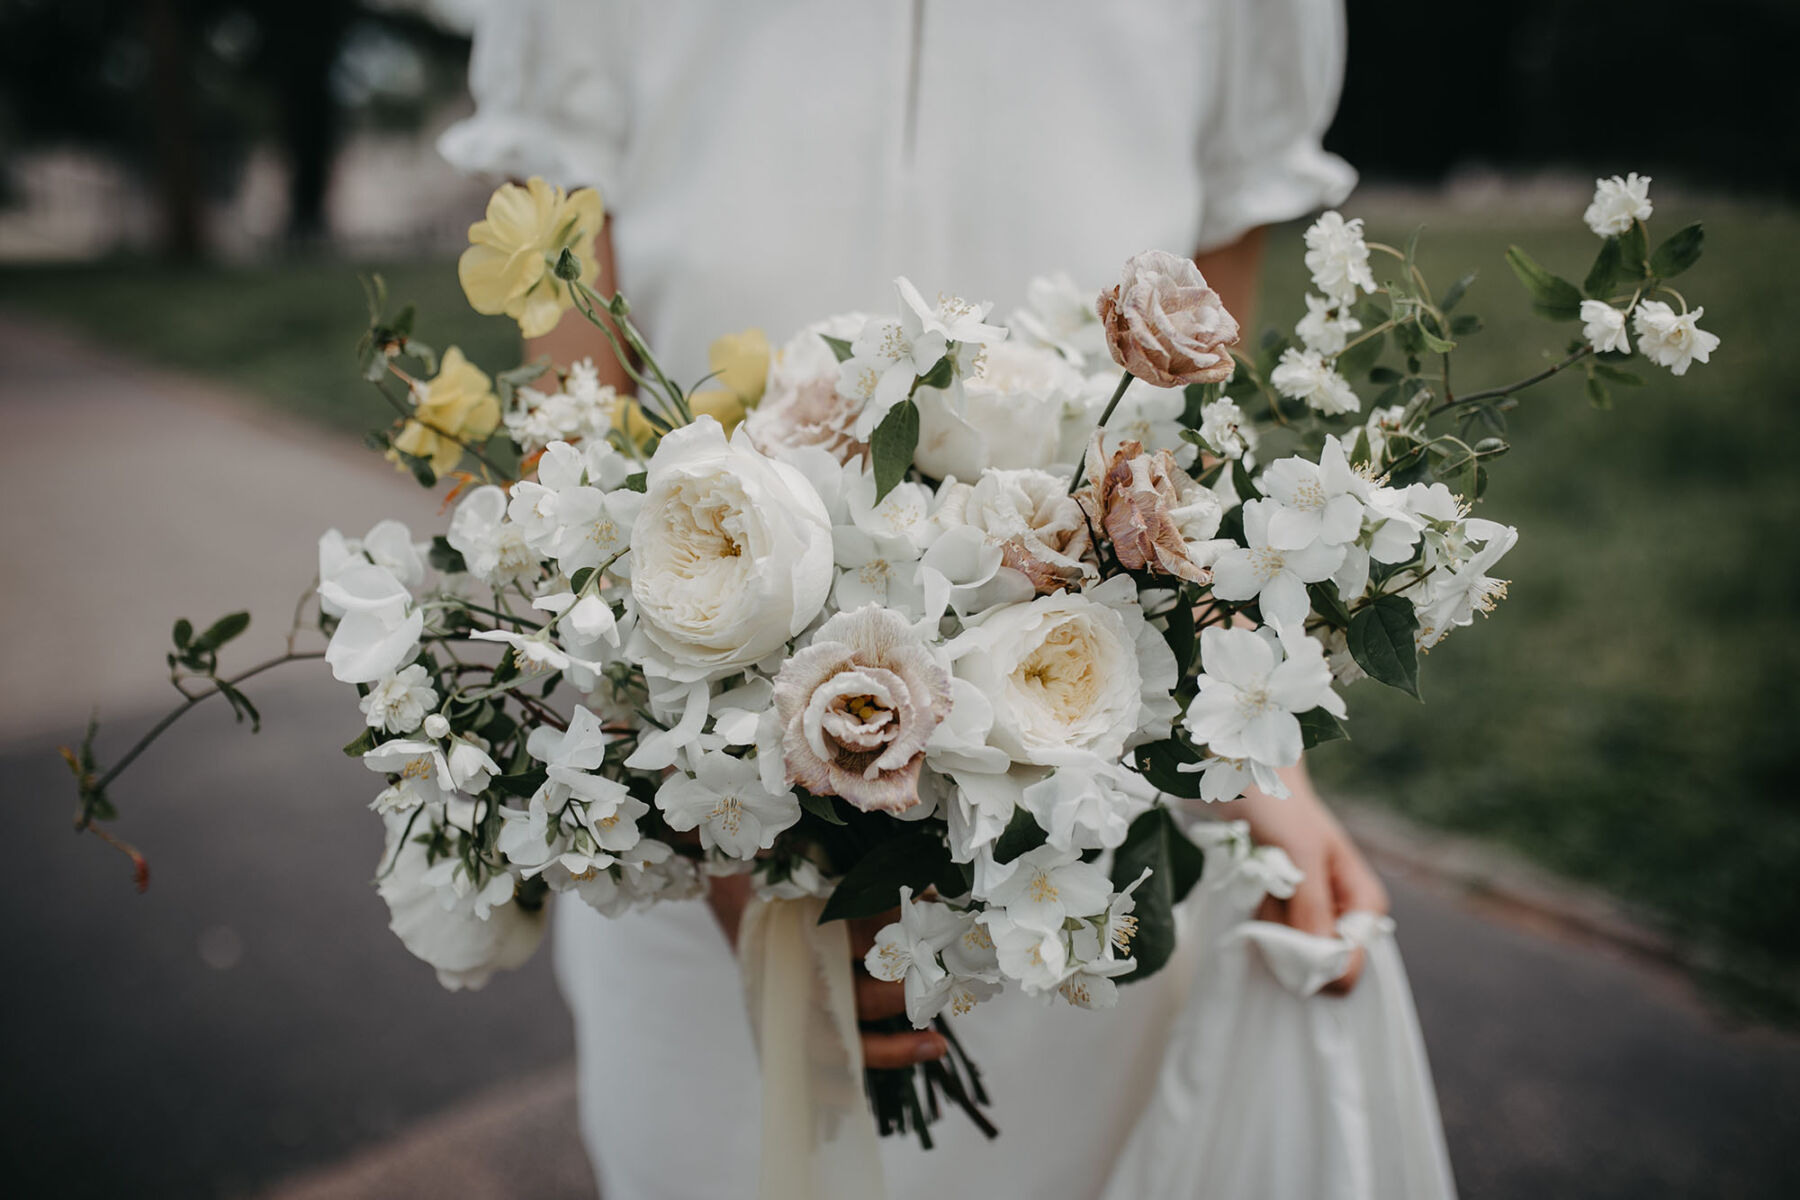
[
  {"left": 743, "top": 319, "right": 870, "bottom": 466},
  {"left": 1078, "top": 437, "right": 1229, "bottom": 584},
  {"left": 1097, "top": 251, "right": 1239, "bottom": 388},
  {"left": 772, "top": 606, "right": 953, "bottom": 814}
]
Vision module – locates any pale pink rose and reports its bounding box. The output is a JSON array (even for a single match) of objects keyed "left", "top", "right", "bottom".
[
  {"left": 1097, "top": 250, "right": 1239, "bottom": 388},
  {"left": 743, "top": 375, "right": 869, "bottom": 466},
  {"left": 936, "top": 469, "right": 1096, "bottom": 595},
  {"left": 773, "top": 606, "right": 953, "bottom": 814},
  {"left": 1078, "top": 437, "right": 1227, "bottom": 584}
]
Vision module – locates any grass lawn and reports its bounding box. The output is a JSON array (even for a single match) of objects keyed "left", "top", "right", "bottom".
[{"left": 6, "top": 201, "right": 1798, "bottom": 1001}]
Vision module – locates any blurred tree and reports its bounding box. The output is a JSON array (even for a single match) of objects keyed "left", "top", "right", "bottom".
[
  {"left": 1331, "top": 0, "right": 1800, "bottom": 197},
  {"left": 0, "top": 0, "right": 469, "bottom": 258}
]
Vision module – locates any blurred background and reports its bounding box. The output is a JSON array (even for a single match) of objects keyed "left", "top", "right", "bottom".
[{"left": 3, "top": 1, "right": 1797, "bottom": 1197}]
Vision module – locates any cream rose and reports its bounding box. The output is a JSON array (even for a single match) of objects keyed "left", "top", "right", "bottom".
[
  {"left": 628, "top": 418, "right": 833, "bottom": 681},
  {"left": 377, "top": 819, "right": 545, "bottom": 992},
  {"left": 1097, "top": 250, "right": 1239, "bottom": 388},
  {"left": 951, "top": 576, "right": 1179, "bottom": 767},
  {"left": 913, "top": 341, "right": 1082, "bottom": 482},
  {"left": 938, "top": 468, "right": 1097, "bottom": 594},
  {"left": 772, "top": 606, "right": 954, "bottom": 814},
  {"left": 744, "top": 315, "right": 872, "bottom": 466}
]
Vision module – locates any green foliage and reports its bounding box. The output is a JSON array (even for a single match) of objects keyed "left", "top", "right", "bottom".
[
  {"left": 993, "top": 806, "right": 1049, "bottom": 864},
  {"left": 820, "top": 333, "right": 855, "bottom": 363},
  {"left": 1504, "top": 246, "right": 1584, "bottom": 320},
  {"left": 1298, "top": 705, "right": 1350, "bottom": 749},
  {"left": 1650, "top": 222, "right": 1705, "bottom": 279},
  {"left": 797, "top": 789, "right": 848, "bottom": 826},
  {"left": 870, "top": 398, "right": 920, "bottom": 503},
  {"left": 1348, "top": 595, "right": 1421, "bottom": 699},
  {"left": 429, "top": 536, "right": 467, "bottom": 575},
  {"left": 1111, "top": 807, "right": 1206, "bottom": 981},
  {"left": 818, "top": 830, "right": 960, "bottom": 923}
]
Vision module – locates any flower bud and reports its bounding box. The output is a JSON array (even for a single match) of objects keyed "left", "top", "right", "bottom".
[{"left": 423, "top": 713, "right": 451, "bottom": 739}]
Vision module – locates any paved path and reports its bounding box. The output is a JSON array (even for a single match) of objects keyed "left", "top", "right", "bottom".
[{"left": 4, "top": 316, "right": 1798, "bottom": 1199}]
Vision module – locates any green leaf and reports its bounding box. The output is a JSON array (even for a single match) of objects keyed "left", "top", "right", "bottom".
[
  {"left": 820, "top": 333, "right": 855, "bottom": 363},
  {"left": 993, "top": 805, "right": 1049, "bottom": 864},
  {"left": 1161, "top": 600, "right": 1196, "bottom": 676},
  {"left": 491, "top": 770, "right": 548, "bottom": 798},
  {"left": 818, "top": 831, "right": 955, "bottom": 923},
  {"left": 193, "top": 611, "right": 250, "bottom": 653},
  {"left": 1307, "top": 582, "right": 1352, "bottom": 630},
  {"left": 1132, "top": 737, "right": 1204, "bottom": 800},
  {"left": 914, "top": 355, "right": 954, "bottom": 391},
  {"left": 796, "top": 789, "right": 847, "bottom": 826},
  {"left": 870, "top": 398, "right": 920, "bottom": 503},
  {"left": 1617, "top": 224, "right": 1649, "bottom": 280},
  {"left": 621, "top": 471, "right": 647, "bottom": 493},
  {"left": 394, "top": 449, "right": 436, "bottom": 489},
  {"left": 342, "top": 727, "right": 378, "bottom": 757},
  {"left": 1368, "top": 366, "right": 1402, "bottom": 385},
  {"left": 1298, "top": 705, "right": 1349, "bottom": 749},
  {"left": 1585, "top": 371, "right": 1612, "bottom": 410},
  {"left": 1449, "top": 313, "right": 1483, "bottom": 337},
  {"left": 1438, "top": 270, "right": 1477, "bottom": 313},
  {"left": 569, "top": 566, "right": 598, "bottom": 594},
  {"left": 1111, "top": 807, "right": 1206, "bottom": 981},
  {"left": 1335, "top": 329, "right": 1384, "bottom": 381},
  {"left": 1230, "top": 457, "right": 1257, "bottom": 507},
  {"left": 429, "top": 535, "right": 467, "bottom": 575},
  {"left": 1415, "top": 315, "right": 1456, "bottom": 355},
  {"left": 1347, "top": 595, "right": 1421, "bottom": 699},
  {"left": 1584, "top": 236, "right": 1623, "bottom": 299},
  {"left": 215, "top": 680, "right": 261, "bottom": 732},
  {"left": 1504, "top": 246, "right": 1584, "bottom": 321},
  {"left": 1649, "top": 222, "right": 1704, "bottom": 279},
  {"left": 172, "top": 619, "right": 193, "bottom": 650}
]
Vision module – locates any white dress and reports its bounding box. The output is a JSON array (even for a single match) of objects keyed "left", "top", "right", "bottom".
[{"left": 439, "top": 4, "right": 1397, "bottom": 1197}]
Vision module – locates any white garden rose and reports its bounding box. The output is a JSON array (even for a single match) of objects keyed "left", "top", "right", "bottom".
[
  {"left": 951, "top": 576, "right": 1178, "bottom": 767},
  {"left": 628, "top": 418, "right": 833, "bottom": 681},
  {"left": 913, "top": 341, "right": 1080, "bottom": 482},
  {"left": 937, "top": 468, "right": 1096, "bottom": 594}
]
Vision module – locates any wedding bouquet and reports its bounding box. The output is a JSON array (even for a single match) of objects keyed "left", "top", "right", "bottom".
[{"left": 63, "top": 173, "right": 1716, "bottom": 1146}]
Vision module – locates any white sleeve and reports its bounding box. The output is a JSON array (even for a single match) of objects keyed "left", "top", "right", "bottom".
[
  {"left": 1194, "top": 0, "right": 1358, "bottom": 251},
  {"left": 436, "top": 0, "right": 630, "bottom": 197}
]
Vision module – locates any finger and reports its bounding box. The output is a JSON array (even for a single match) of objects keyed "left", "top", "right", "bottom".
[
  {"left": 1322, "top": 945, "right": 1366, "bottom": 995},
  {"left": 855, "top": 974, "right": 908, "bottom": 1022},
  {"left": 1330, "top": 845, "right": 1390, "bottom": 918},
  {"left": 862, "top": 1031, "right": 946, "bottom": 1070},
  {"left": 1281, "top": 860, "right": 1337, "bottom": 938}
]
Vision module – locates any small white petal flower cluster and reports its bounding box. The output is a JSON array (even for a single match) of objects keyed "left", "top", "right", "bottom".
[
  {"left": 1576, "top": 176, "right": 1719, "bottom": 375},
  {"left": 503, "top": 358, "right": 622, "bottom": 456}
]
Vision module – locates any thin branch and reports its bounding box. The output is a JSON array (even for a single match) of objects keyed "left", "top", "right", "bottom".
[
  {"left": 1432, "top": 346, "right": 1592, "bottom": 416},
  {"left": 93, "top": 652, "right": 325, "bottom": 793},
  {"left": 1067, "top": 370, "right": 1134, "bottom": 494}
]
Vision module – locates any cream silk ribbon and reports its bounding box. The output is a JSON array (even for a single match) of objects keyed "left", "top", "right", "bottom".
[{"left": 739, "top": 895, "right": 889, "bottom": 1200}]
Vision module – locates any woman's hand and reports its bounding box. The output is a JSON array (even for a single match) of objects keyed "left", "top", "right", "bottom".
[
  {"left": 1218, "top": 764, "right": 1389, "bottom": 994},
  {"left": 704, "top": 874, "right": 948, "bottom": 1068}
]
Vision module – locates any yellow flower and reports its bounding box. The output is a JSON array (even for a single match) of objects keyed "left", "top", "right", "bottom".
[
  {"left": 390, "top": 347, "right": 500, "bottom": 475},
  {"left": 705, "top": 328, "right": 770, "bottom": 405},
  {"left": 458, "top": 177, "right": 604, "bottom": 339}
]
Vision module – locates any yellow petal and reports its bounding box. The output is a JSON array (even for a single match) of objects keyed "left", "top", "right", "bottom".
[
  {"left": 707, "top": 328, "right": 770, "bottom": 403},
  {"left": 690, "top": 389, "right": 747, "bottom": 435}
]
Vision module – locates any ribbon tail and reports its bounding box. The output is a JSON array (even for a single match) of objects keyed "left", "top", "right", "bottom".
[{"left": 740, "top": 895, "right": 889, "bottom": 1200}]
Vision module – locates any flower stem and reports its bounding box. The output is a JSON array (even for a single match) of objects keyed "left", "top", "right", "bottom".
[
  {"left": 1068, "top": 369, "right": 1133, "bottom": 494},
  {"left": 90, "top": 651, "right": 325, "bottom": 796},
  {"left": 1433, "top": 346, "right": 1592, "bottom": 415},
  {"left": 373, "top": 371, "right": 515, "bottom": 482}
]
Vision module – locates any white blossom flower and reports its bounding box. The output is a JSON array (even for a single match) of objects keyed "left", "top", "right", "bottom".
[
  {"left": 864, "top": 886, "right": 966, "bottom": 1026},
  {"left": 1257, "top": 439, "right": 1369, "bottom": 552},
  {"left": 1209, "top": 499, "right": 1347, "bottom": 628},
  {"left": 1303, "top": 211, "right": 1377, "bottom": 308},
  {"left": 912, "top": 340, "right": 1077, "bottom": 482},
  {"left": 1271, "top": 348, "right": 1360, "bottom": 416},
  {"left": 502, "top": 358, "right": 620, "bottom": 455},
  {"left": 469, "top": 627, "right": 603, "bottom": 677},
  {"left": 842, "top": 277, "right": 1007, "bottom": 439},
  {"left": 1009, "top": 270, "right": 1107, "bottom": 365},
  {"left": 1296, "top": 292, "right": 1362, "bottom": 356},
  {"left": 1415, "top": 522, "right": 1518, "bottom": 649},
  {"left": 1580, "top": 300, "right": 1631, "bottom": 355},
  {"left": 319, "top": 562, "right": 424, "bottom": 685},
  {"left": 447, "top": 485, "right": 540, "bottom": 590},
  {"left": 360, "top": 664, "right": 437, "bottom": 734},
  {"left": 1020, "top": 762, "right": 1156, "bottom": 852},
  {"left": 377, "top": 817, "right": 543, "bottom": 991},
  {"left": 1583, "top": 173, "right": 1653, "bottom": 238},
  {"left": 979, "top": 909, "right": 1069, "bottom": 994},
  {"left": 1057, "top": 921, "right": 1136, "bottom": 1010},
  {"left": 1631, "top": 301, "right": 1719, "bottom": 376},
  {"left": 508, "top": 441, "right": 640, "bottom": 575},
  {"left": 1197, "top": 396, "right": 1258, "bottom": 462},
  {"left": 1179, "top": 752, "right": 1289, "bottom": 802},
  {"left": 1183, "top": 625, "right": 1345, "bottom": 770},
  {"left": 979, "top": 843, "right": 1112, "bottom": 935},
  {"left": 655, "top": 748, "right": 801, "bottom": 859}
]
